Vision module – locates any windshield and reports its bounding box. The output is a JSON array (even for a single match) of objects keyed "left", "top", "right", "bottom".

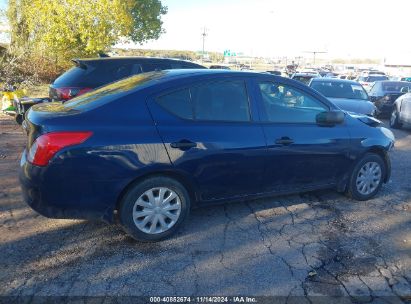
[
  {"left": 63, "top": 71, "right": 167, "bottom": 110},
  {"left": 382, "top": 82, "right": 411, "bottom": 92},
  {"left": 311, "top": 81, "right": 368, "bottom": 100}
]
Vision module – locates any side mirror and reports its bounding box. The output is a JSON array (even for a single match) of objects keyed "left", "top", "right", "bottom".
[
  {"left": 400, "top": 87, "right": 409, "bottom": 93},
  {"left": 316, "top": 110, "right": 345, "bottom": 126}
]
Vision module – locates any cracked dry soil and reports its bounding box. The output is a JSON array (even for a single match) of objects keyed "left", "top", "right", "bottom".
[{"left": 0, "top": 113, "right": 410, "bottom": 303}]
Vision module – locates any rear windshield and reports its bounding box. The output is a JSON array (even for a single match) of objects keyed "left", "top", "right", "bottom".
[
  {"left": 53, "top": 66, "right": 95, "bottom": 87},
  {"left": 365, "top": 76, "right": 388, "bottom": 82},
  {"left": 311, "top": 81, "right": 368, "bottom": 100},
  {"left": 382, "top": 82, "right": 411, "bottom": 92},
  {"left": 53, "top": 63, "right": 143, "bottom": 88},
  {"left": 63, "top": 71, "right": 167, "bottom": 111}
]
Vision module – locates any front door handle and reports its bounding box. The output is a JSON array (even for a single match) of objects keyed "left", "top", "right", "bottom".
[
  {"left": 170, "top": 140, "right": 197, "bottom": 150},
  {"left": 275, "top": 137, "right": 294, "bottom": 145}
]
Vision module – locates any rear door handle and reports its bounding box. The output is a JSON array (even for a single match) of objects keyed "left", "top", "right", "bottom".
[
  {"left": 170, "top": 140, "right": 197, "bottom": 150},
  {"left": 275, "top": 137, "right": 294, "bottom": 145}
]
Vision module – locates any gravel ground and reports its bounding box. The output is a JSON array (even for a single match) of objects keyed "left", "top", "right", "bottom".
[{"left": 0, "top": 113, "right": 410, "bottom": 303}]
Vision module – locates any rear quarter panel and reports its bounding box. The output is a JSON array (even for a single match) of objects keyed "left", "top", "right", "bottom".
[{"left": 23, "top": 91, "right": 172, "bottom": 221}]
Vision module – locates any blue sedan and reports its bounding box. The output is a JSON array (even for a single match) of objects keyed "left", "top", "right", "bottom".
[{"left": 20, "top": 70, "right": 395, "bottom": 241}]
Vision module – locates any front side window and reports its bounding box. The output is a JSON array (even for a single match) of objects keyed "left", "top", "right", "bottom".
[
  {"left": 258, "top": 82, "right": 327, "bottom": 123},
  {"left": 191, "top": 81, "right": 250, "bottom": 122}
]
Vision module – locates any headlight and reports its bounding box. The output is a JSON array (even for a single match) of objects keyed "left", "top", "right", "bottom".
[{"left": 381, "top": 127, "right": 395, "bottom": 142}]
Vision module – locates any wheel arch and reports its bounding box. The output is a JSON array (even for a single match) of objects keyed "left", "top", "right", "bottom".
[
  {"left": 364, "top": 146, "right": 391, "bottom": 183},
  {"left": 337, "top": 145, "right": 391, "bottom": 193},
  {"left": 113, "top": 170, "right": 199, "bottom": 222}
]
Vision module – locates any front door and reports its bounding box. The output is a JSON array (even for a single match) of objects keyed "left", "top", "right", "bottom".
[{"left": 255, "top": 80, "right": 352, "bottom": 193}]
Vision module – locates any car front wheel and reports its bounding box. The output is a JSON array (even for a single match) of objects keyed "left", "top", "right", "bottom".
[
  {"left": 347, "top": 153, "right": 386, "bottom": 201},
  {"left": 119, "top": 176, "right": 190, "bottom": 242}
]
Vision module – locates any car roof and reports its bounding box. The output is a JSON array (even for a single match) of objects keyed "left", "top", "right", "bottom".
[
  {"left": 310, "top": 78, "right": 359, "bottom": 85},
  {"left": 138, "top": 70, "right": 321, "bottom": 95},
  {"left": 142, "top": 69, "right": 264, "bottom": 81}
]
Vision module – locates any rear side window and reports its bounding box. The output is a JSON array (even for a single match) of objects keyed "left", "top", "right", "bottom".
[
  {"left": 157, "top": 89, "right": 193, "bottom": 119},
  {"left": 156, "top": 80, "right": 251, "bottom": 122},
  {"left": 191, "top": 81, "right": 250, "bottom": 121}
]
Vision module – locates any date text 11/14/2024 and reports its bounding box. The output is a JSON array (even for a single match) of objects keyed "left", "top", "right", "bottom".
[{"left": 149, "top": 296, "right": 257, "bottom": 303}]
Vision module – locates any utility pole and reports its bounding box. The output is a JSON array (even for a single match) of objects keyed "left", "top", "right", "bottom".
[
  {"left": 201, "top": 27, "right": 207, "bottom": 64},
  {"left": 303, "top": 51, "right": 327, "bottom": 66}
]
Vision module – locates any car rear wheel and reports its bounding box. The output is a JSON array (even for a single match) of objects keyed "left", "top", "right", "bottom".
[
  {"left": 389, "top": 109, "right": 402, "bottom": 129},
  {"left": 346, "top": 153, "right": 385, "bottom": 201},
  {"left": 119, "top": 176, "right": 190, "bottom": 242}
]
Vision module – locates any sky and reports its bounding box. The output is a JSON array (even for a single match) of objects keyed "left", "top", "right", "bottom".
[
  {"left": 134, "top": 0, "right": 411, "bottom": 59},
  {"left": 1, "top": 0, "right": 411, "bottom": 59}
]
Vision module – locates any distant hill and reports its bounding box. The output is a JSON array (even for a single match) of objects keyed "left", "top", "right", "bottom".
[{"left": 113, "top": 48, "right": 224, "bottom": 62}]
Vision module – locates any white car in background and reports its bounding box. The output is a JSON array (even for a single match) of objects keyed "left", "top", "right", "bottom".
[
  {"left": 390, "top": 90, "right": 411, "bottom": 129},
  {"left": 356, "top": 74, "right": 389, "bottom": 92}
]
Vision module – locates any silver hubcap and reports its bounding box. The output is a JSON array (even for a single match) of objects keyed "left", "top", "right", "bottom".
[
  {"left": 132, "top": 187, "right": 181, "bottom": 234},
  {"left": 356, "top": 162, "right": 382, "bottom": 195}
]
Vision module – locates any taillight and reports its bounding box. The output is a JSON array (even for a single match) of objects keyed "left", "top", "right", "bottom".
[
  {"left": 56, "top": 87, "right": 93, "bottom": 100},
  {"left": 27, "top": 131, "right": 93, "bottom": 166}
]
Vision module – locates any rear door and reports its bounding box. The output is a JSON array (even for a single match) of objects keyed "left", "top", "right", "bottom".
[{"left": 147, "top": 77, "right": 267, "bottom": 202}]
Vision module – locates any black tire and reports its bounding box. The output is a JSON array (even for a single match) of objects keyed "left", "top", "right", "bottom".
[
  {"left": 119, "top": 176, "right": 190, "bottom": 242},
  {"left": 389, "top": 108, "right": 402, "bottom": 129},
  {"left": 346, "top": 153, "right": 386, "bottom": 201}
]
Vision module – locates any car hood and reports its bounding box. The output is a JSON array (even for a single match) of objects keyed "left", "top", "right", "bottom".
[{"left": 328, "top": 97, "right": 376, "bottom": 116}]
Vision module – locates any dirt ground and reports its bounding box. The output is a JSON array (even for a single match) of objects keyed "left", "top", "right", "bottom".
[{"left": 0, "top": 113, "right": 410, "bottom": 303}]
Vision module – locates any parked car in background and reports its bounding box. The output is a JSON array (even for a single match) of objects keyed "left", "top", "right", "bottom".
[
  {"left": 20, "top": 70, "right": 394, "bottom": 241},
  {"left": 356, "top": 74, "right": 389, "bottom": 91},
  {"left": 390, "top": 91, "right": 411, "bottom": 129},
  {"left": 266, "top": 70, "right": 282, "bottom": 75},
  {"left": 309, "top": 78, "right": 376, "bottom": 116},
  {"left": 291, "top": 73, "right": 320, "bottom": 85},
  {"left": 49, "top": 57, "right": 206, "bottom": 102},
  {"left": 209, "top": 65, "right": 231, "bottom": 70},
  {"left": 368, "top": 81, "right": 411, "bottom": 117}
]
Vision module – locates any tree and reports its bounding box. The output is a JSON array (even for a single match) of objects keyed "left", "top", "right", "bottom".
[{"left": 6, "top": 0, "right": 167, "bottom": 65}]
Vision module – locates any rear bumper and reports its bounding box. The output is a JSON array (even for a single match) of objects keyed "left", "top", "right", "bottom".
[{"left": 19, "top": 151, "right": 118, "bottom": 223}]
